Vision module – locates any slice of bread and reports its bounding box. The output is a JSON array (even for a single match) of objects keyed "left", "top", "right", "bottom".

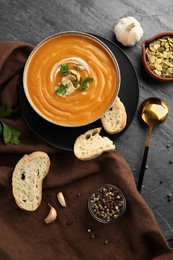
[
  {"left": 101, "top": 97, "right": 127, "bottom": 134},
  {"left": 12, "top": 151, "right": 50, "bottom": 211},
  {"left": 74, "top": 127, "right": 115, "bottom": 160}
]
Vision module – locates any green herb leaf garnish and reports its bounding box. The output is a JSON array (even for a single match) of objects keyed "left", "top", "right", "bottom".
[
  {"left": 78, "top": 83, "right": 88, "bottom": 90},
  {"left": 82, "top": 77, "right": 94, "bottom": 84},
  {"left": 60, "top": 63, "right": 70, "bottom": 74},
  {"left": 79, "top": 76, "right": 83, "bottom": 85},
  {"left": 0, "top": 106, "right": 12, "bottom": 117},
  {"left": 55, "top": 84, "right": 67, "bottom": 96},
  {"left": 78, "top": 76, "right": 94, "bottom": 90},
  {"left": 0, "top": 106, "right": 21, "bottom": 144},
  {"left": 1, "top": 122, "right": 20, "bottom": 144}
]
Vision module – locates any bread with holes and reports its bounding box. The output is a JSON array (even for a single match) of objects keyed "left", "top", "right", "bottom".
[
  {"left": 74, "top": 127, "right": 115, "bottom": 160},
  {"left": 12, "top": 151, "right": 50, "bottom": 211},
  {"left": 101, "top": 97, "right": 127, "bottom": 134}
]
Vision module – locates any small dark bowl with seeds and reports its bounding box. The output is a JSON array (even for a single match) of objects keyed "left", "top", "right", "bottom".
[
  {"left": 88, "top": 184, "right": 126, "bottom": 224},
  {"left": 142, "top": 32, "right": 173, "bottom": 82}
]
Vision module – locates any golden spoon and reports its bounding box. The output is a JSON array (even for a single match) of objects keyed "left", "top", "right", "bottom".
[{"left": 137, "top": 97, "right": 169, "bottom": 192}]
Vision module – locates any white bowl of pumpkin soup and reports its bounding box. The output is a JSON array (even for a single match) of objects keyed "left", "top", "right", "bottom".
[{"left": 23, "top": 32, "right": 120, "bottom": 127}]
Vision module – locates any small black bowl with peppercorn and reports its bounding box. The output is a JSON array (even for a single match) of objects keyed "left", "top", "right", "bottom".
[{"left": 88, "top": 184, "right": 126, "bottom": 224}]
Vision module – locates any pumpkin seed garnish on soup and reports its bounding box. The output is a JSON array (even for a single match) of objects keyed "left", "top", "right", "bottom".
[{"left": 54, "top": 63, "right": 94, "bottom": 96}]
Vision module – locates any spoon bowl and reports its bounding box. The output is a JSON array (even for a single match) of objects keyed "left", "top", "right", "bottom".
[
  {"left": 141, "top": 98, "right": 169, "bottom": 128},
  {"left": 137, "top": 97, "right": 169, "bottom": 192}
]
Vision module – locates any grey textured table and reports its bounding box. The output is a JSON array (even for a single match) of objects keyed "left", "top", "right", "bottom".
[{"left": 1, "top": 0, "right": 173, "bottom": 246}]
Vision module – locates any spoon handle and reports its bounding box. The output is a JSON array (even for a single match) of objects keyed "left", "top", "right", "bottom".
[{"left": 137, "top": 146, "right": 149, "bottom": 192}]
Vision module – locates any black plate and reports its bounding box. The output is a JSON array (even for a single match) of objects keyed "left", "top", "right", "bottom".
[{"left": 18, "top": 35, "right": 139, "bottom": 151}]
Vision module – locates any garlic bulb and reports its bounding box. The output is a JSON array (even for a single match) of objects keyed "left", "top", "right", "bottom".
[{"left": 114, "top": 17, "right": 144, "bottom": 46}]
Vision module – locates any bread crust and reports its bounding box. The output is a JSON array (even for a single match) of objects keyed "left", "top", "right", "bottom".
[
  {"left": 101, "top": 97, "right": 127, "bottom": 134},
  {"left": 12, "top": 151, "right": 50, "bottom": 211}
]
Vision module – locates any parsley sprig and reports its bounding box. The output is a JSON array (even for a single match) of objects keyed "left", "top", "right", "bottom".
[
  {"left": 55, "top": 84, "right": 67, "bottom": 96},
  {"left": 0, "top": 106, "right": 20, "bottom": 144},
  {"left": 78, "top": 76, "right": 94, "bottom": 90},
  {"left": 0, "top": 106, "right": 12, "bottom": 117},
  {"left": 60, "top": 64, "right": 70, "bottom": 74}
]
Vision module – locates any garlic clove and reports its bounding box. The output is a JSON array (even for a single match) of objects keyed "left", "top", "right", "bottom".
[
  {"left": 57, "top": 192, "right": 67, "bottom": 207},
  {"left": 44, "top": 203, "right": 57, "bottom": 224}
]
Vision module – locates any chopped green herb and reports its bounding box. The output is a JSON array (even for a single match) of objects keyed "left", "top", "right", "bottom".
[
  {"left": 55, "top": 84, "right": 67, "bottom": 96},
  {"left": 79, "top": 76, "right": 83, "bottom": 84},
  {"left": 78, "top": 76, "right": 94, "bottom": 90},
  {"left": 78, "top": 83, "right": 88, "bottom": 90},
  {"left": 0, "top": 106, "right": 12, "bottom": 117},
  {"left": 60, "top": 63, "right": 70, "bottom": 74},
  {"left": 0, "top": 106, "right": 21, "bottom": 144},
  {"left": 82, "top": 77, "right": 94, "bottom": 84},
  {"left": 1, "top": 122, "right": 20, "bottom": 144}
]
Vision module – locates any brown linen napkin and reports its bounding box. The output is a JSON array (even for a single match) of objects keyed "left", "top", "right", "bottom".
[{"left": 0, "top": 42, "right": 173, "bottom": 260}]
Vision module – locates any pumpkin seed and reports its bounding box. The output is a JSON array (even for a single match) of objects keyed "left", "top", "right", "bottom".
[
  {"left": 168, "top": 37, "right": 173, "bottom": 43},
  {"left": 154, "top": 70, "right": 161, "bottom": 76},
  {"left": 149, "top": 56, "right": 156, "bottom": 64},
  {"left": 61, "top": 77, "right": 67, "bottom": 86},
  {"left": 155, "top": 58, "right": 162, "bottom": 64},
  {"left": 164, "top": 60, "right": 173, "bottom": 67},
  {"left": 160, "top": 38, "right": 167, "bottom": 42},
  {"left": 65, "top": 74, "right": 77, "bottom": 82},
  {"left": 148, "top": 64, "right": 155, "bottom": 70},
  {"left": 74, "top": 63, "right": 86, "bottom": 71},
  {"left": 154, "top": 64, "right": 162, "bottom": 71},
  {"left": 66, "top": 85, "right": 76, "bottom": 95},
  {"left": 149, "top": 46, "right": 156, "bottom": 52},
  {"left": 66, "top": 80, "right": 74, "bottom": 88},
  {"left": 158, "top": 47, "right": 165, "bottom": 52},
  {"left": 70, "top": 70, "right": 81, "bottom": 81},
  {"left": 145, "top": 35, "right": 173, "bottom": 78},
  {"left": 154, "top": 43, "right": 160, "bottom": 50}
]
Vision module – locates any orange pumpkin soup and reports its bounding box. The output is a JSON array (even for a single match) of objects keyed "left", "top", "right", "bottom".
[{"left": 24, "top": 32, "right": 120, "bottom": 126}]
